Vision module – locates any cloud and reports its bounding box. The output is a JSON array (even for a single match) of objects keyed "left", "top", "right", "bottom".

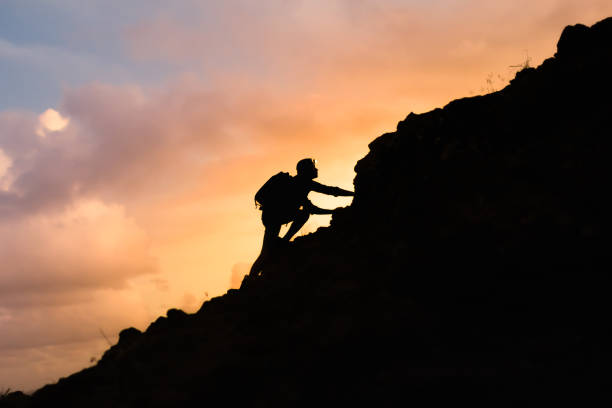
[
  {"left": 0, "top": 80, "right": 242, "bottom": 218},
  {"left": 0, "top": 198, "right": 156, "bottom": 390},
  {"left": 0, "top": 73, "right": 388, "bottom": 223},
  {"left": 0, "top": 199, "right": 156, "bottom": 300},
  {"left": 0, "top": 148, "right": 12, "bottom": 191},
  {"left": 123, "top": 0, "right": 612, "bottom": 97},
  {"left": 36, "top": 108, "right": 70, "bottom": 137}
]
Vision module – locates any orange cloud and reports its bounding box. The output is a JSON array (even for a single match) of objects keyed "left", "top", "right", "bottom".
[
  {"left": 0, "top": 199, "right": 157, "bottom": 391},
  {"left": 0, "top": 199, "right": 156, "bottom": 298}
]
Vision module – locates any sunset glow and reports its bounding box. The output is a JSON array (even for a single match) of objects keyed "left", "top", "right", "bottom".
[{"left": 1, "top": 0, "right": 612, "bottom": 392}]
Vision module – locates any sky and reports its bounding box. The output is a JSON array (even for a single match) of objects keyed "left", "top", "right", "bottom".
[{"left": 1, "top": 0, "right": 611, "bottom": 392}]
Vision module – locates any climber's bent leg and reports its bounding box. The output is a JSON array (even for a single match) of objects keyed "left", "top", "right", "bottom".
[
  {"left": 249, "top": 222, "right": 281, "bottom": 277},
  {"left": 282, "top": 209, "right": 310, "bottom": 242}
]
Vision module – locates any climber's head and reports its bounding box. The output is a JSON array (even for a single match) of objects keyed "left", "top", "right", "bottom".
[{"left": 296, "top": 158, "right": 318, "bottom": 179}]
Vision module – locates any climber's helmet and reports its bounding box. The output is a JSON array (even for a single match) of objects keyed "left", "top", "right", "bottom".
[{"left": 296, "top": 158, "right": 318, "bottom": 179}]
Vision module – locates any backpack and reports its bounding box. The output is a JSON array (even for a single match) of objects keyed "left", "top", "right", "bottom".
[{"left": 254, "top": 172, "right": 295, "bottom": 210}]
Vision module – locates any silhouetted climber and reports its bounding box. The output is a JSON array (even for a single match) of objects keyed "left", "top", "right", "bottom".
[{"left": 248, "top": 158, "right": 354, "bottom": 278}]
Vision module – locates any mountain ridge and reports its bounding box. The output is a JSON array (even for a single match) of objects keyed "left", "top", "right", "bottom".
[{"left": 3, "top": 16, "right": 612, "bottom": 407}]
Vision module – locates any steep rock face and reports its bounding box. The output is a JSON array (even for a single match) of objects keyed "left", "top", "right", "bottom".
[
  {"left": 4, "top": 17, "right": 612, "bottom": 408},
  {"left": 351, "top": 17, "right": 612, "bottom": 279}
]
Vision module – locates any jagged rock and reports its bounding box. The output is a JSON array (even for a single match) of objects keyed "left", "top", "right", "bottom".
[
  {"left": 118, "top": 327, "right": 142, "bottom": 346},
  {"left": 146, "top": 316, "right": 168, "bottom": 333},
  {"left": 556, "top": 23, "right": 590, "bottom": 58},
  {"left": 165, "top": 309, "right": 188, "bottom": 328}
]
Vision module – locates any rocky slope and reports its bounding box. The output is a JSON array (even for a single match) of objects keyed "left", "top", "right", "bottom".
[{"left": 3, "top": 17, "right": 612, "bottom": 407}]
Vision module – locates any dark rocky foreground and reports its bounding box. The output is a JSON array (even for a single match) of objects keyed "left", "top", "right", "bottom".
[{"left": 3, "top": 17, "right": 612, "bottom": 407}]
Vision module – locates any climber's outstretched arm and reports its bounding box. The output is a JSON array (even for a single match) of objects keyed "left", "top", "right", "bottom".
[
  {"left": 310, "top": 181, "right": 355, "bottom": 197},
  {"left": 333, "top": 187, "right": 354, "bottom": 197}
]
